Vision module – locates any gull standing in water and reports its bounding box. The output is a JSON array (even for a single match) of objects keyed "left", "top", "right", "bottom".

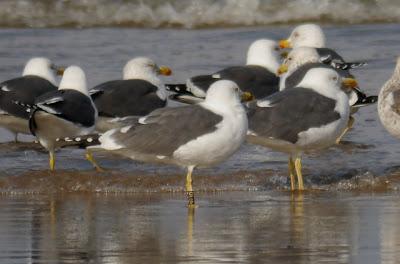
[
  {"left": 15, "top": 66, "right": 98, "bottom": 171},
  {"left": 66, "top": 80, "right": 252, "bottom": 206},
  {"left": 247, "top": 67, "right": 356, "bottom": 190}
]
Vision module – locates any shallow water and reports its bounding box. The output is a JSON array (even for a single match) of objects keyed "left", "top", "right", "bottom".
[
  {"left": 1, "top": 23, "right": 400, "bottom": 263},
  {"left": 0, "top": 24, "right": 400, "bottom": 191},
  {"left": 1, "top": 191, "right": 400, "bottom": 264}
]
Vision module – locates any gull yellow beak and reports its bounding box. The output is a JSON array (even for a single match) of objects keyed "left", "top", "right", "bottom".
[
  {"left": 56, "top": 67, "right": 65, "bottom": 76},
  {"left": 159, "top": 66, "right": 172, "bottom": 76},
  {"left": 51, "top": 64, "right": 65, "bottom": 76},
  {"left": 240, "top": 91, "right": 255, "bottom": 102},
  {"left": 277, "top": 64, "right": 288, "bottom": 75},
  {"left": 280, "top": 51, "right": 288, "bottom": 59},
  {"left": 342, "top": 78, "right": 358, "bottom": 89},
  {"left": 279, "top": 39, "right": 292, "bottom": 49}
]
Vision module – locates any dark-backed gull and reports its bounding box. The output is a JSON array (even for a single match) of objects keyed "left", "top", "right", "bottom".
[
  {"left": 247, "top": 67, "right": 356, "bottom": 190},
  {"left": 167, "top": 39, "right": 280, "bottom": 103},
  {"left": 90, "top": 57, "right": 171, "bottom": 132},
  {"left": 277, "top": 47, "right": 377, "bottom": 143},
  {"left": 16, "top": 66, "right": 98, "bottom": 171},
  {"left": 73, "top": 80, "right": 252, "bottom": 206},
  {"left": 0, "top": 57, "right": 64, "bottom": 141}
]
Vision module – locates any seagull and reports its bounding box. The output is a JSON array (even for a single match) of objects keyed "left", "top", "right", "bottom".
[
  {"left": 15, "top": 66, "right": 98, "bottom": 171},
  {"left": 277, "top": 47, "right": 377, "bottom": 143},
  {"left": 90, "top": 57, "right": 172, "bottom": 132},
  {"left": 167, "top": 39, "right": 280, "bottom": 103},
  {"left": 64, "top": 80, "right": 252, "bottom": 206},
  {"left": 0, "top": 57, "right": 64, "bottom": 141},
  {"left": 246, "top": 67, "right": 356, "bottom": 190},
  {"left": 278, "top": 23, "right": 367, "bottom": 66},
  {"left": 378, "top": 57, "right": 400, "bottom": 139}
]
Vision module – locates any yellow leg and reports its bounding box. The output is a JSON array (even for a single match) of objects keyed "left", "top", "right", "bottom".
[
  {"left": 186, "top": 166, "right": 196, "bottom": 207},
  {"left": 49, "top": 151, "right": 55, "bottom": 171},
  {"left": 85, "top": 150, "right": 104, "bottom": 172},
  {"left": 288, "top": 157, "right": 296, "bottom": 191},
  {"left": 187, "top": 207, "right": 195, "bottom": 255},
  {"left": 336, "top": 116, "right": 355, "bottom": 144},
  {"left": 295, "top": 157, "right": 304, "bottom": 191}
]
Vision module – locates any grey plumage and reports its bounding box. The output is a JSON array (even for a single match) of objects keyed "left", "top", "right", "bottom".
[
  {"left": 104, "top": 105, "right": 223, "bottom": 158},
  {"left": 90, "top": 79, "right": 166, "bottom": 118},
  {"left": 0, "top": 75, "right": 57, "bottom": 119},
  {"left": 29, "top": 89, "right": 96, "bottom": 135},
  {"left": 169, "top": 65, "right": 279, "bottom": 100},
  {"left": 247, "top": 88, "right": 340, "bottom": 144}
]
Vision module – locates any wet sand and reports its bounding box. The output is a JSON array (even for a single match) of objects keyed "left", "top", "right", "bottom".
[
  {"left": 1, "top": 24, "right": 400, "bottom": 262},
  {"left": 1, "top": 191, "right": 400, "bottom": 263}
]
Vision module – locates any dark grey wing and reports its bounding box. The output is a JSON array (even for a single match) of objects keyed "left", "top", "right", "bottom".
[
  {"left": 91, "top": 79, "right": 166, "bottom": 117},
  {"left": 316, "top": 48, "right": 346, "bottom": 63},
  {"left": 0, "top": 76, "right": 57, "bottom": 119},
  {"left": 104, "top": 105, "right": 223, "bottom": 156},
  {"left": 186, "top": 74, "right": 219, "bottom": 96},
  {"left": 34, "top": 89, "right": 96, "bottom": 127},
  {"left": 284, "top": 63, "right": 353, "bottom": 89},
  {"left": 248, "top": 88, "right": 340, "bottom": 143},
  {"left": 317, "top": 48, "right": 367, "bottom": 70},
  {"left": 186, "top": 65, "right": 279, "bottom": 99},
  {"left": 218, "top": 65, "right": 279, "bottom": 99}
]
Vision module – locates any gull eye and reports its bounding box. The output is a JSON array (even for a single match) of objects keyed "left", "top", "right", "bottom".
[
  {"left": 234, "top": 87, "right": 239, "bottom": 92},
  {"left": 294, "top": 32, "right": 299, "bottom": 38},
  {"left": 288, "top": 57, "right": 292, "bottom": 61},
  {"left": 332, "top": 76, "right": 338, "bottom": 81}
]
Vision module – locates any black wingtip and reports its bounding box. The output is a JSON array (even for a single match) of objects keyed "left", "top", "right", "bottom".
[
  {"left": 165, "top": 83, "right": 188, "bottom": 93},
  {"left": 332, "top": 61, "right": 368, "bottom": 70},
  {"left": 353, "top": 94, "right": 378, "bottom": 108},
  {"left": 168, "top": 93, "right": 204, "bottom": 105},
  {"left": 57, "top": 134, "right": 101, "bottom": 149}
]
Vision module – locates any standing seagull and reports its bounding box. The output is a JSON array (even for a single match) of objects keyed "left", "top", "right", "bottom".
[
  {"left": 90, "top": 57, "right": 172, "bottom": 132},
  {"left": 0, "top": 57, "right": 64, "bottom": 141},
  {"left": 247, "top": 67, "right": 356, "bottom": 190},
  {"left": 378, "top": 57, "right": 400, "bottom": 139},
  {"left": 168, "top": 39, "right": 280, "bottom": 102},
  {"left": 83, "top": 80, "right": 251, "bottom": 206},
  {"left": 17, "top": 66, "right": 98, "bottom": 171}
]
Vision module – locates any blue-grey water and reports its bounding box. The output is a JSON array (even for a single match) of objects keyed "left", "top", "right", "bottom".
[{"left": 1, "top": 23, "right": 400, "bottom": 263}]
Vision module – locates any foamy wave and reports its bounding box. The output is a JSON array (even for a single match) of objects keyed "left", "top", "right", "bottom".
[{"left": 0, "top": 0, "right": 400, "bottom": 28}]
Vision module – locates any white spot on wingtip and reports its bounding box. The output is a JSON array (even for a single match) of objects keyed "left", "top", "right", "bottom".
[
  {"left": 1, "top": 86, "right": 10, "bottom": 92},
  {"left": 75, "top": 137, "right": 81, "bottom": 142},
  {"left": 212, "top": 74, "right": 221, "bottom": 79},
  {"left": 247, "top": 130, "right": 257, "bottom": 136},
  {"left": 120, "top": 125, "right": 132, "bottom": 133},
  {"left": 138, "top": 117, "right": 147, "bottom": 124},
  {"left": 156, "top": 155, "right": 166, "bottom": 160},
  {"left": 87, "top": 138, "right": 93, "bottom": 143}
]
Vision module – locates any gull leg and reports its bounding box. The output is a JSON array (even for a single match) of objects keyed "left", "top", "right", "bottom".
[
  {"left": 187, "top": 207, "right": 195, "bottom": 255},
  {"left": 336, "top": 116, "right": 355, "bottom": 144},
  {"left": 49, "top": 151, "right": 55, "bottom": 171},
  {"left": 14, "top": 133, "right": 18, "bottom": 143},
  {"left": 294, "top": 156, "right": 304, "bottom": 191},
  {"left": 186, "top": 166, "right": 196, "bottom": 207},
  {"left": 288, "top": 157, "right": 296, "bottom": 191},
  {"left": 85, "top": 150, "right": 104, "bottom": 172}
]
